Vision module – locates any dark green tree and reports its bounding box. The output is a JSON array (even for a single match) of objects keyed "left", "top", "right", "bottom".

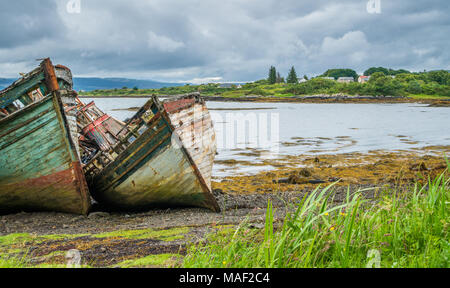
[
  {"left": 364, "top": 67, "right": 411, "bottom": 76},
  {"left": 390, "top": 69, "right": 410, "bottom": 75},
  {"left": 276, "top": 72, "right": 285, "bottom": 83},
  {"left": 406, "top": 81, "right": 422, "bottom": 94},
  {"left": 286, "top": 66, "right": 298, "bottom": 84},
  {"left": 368, "top": 72, "right": 386, "bottom": 82},
  {"left": 321, "top": 69, "right": 358, "bottom": 80},
  {"left": 364, "top": 67, "right": 389, "bottom": 76},
  {"left": 367, "top": 72, "right": 403, "bottom": 96},
  {"left": 427, "top": 70, "right": 449, "bottom": 85},
  {"left": 268, "top": 66, "right": 277, "bottom": 84}
]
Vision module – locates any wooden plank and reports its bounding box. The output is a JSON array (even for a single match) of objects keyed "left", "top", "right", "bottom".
[{"left": 0, "top": 72, "right": 46, "bottom": 108}]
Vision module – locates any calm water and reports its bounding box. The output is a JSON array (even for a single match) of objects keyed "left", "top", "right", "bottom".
[{"left": 82, "top": 98, "right": 450, "bottom": 177}]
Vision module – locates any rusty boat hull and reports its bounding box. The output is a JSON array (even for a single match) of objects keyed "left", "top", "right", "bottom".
[
  {"left": 0, "top": 59, "right": 91, "bottom": 214},
  {"left": 84, "top": 94, "right": 219, "bottom": 211}
]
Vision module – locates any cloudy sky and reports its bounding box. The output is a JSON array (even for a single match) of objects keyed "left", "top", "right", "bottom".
[{"left": 0, "top": 0, "right": 448, "bottom": 83}]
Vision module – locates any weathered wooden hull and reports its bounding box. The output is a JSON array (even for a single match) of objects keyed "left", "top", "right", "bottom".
[
  {"left": 163, "top": 94, "right": 217, "bottom": 190},
  {"left": 0, "top": 59, "right": 91, "bottom": 215},
  {"left": 87, "top": 95, "right": 219, "bottom": 211},
  {"left": 0, "top": 93, "right": 90, "bottom": 214}
]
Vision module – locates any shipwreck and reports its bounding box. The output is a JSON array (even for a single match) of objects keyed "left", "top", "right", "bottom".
[
  {"left": 0, "top": 59, "right": 91, "bottom": 214},
  {"left": 0, "top": 59, "right": 219, "bottom": 214},
  {"left": 78, "top": 93, "right": 220, "bottom": 212}
]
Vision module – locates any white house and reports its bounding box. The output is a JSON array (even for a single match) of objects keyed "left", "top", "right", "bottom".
[{"left": 337, "top": 77, "right": 355, "bottom": 83}]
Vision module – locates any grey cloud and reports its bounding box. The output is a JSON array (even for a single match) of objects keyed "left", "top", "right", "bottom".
[
  {"left": 0, "top": 0, "right": 448, "bottom": 81},
  {"left": 0, "top": 1, "right": 64, "bottom": 49}
]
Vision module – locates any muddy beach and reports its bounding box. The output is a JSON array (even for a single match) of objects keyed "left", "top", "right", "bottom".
[{"left": 1, "top": 145, "right": 448, "bottom": 267}]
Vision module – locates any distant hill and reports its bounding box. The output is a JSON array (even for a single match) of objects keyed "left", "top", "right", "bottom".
[
  {"left": 0, "top": 77, "right": 184, "bottom": 92},
  {"left": 0, "top": 78, "right": 14, "bottom": 90},
  {"left": 72, "top": 78, "right": 184, "bottom": 91}
]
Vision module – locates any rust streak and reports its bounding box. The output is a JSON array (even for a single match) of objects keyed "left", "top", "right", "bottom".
[{"left": 41, "top": 58, "right": 60, "bottom": 93}]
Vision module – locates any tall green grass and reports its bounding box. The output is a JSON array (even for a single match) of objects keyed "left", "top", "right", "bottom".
[
  {"left": 183, "top": 165, "right": 449, "bottom": 268},
  {"left": 0, "top": 256, "right": 26, "bottom": 268}
]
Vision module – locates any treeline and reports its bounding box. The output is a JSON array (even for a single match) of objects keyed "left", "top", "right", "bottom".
[
  {"left": 363, "top": 67, "right": 411, "bottom": 76},
  {"left": 81, "top": 66, "right": 450, "bottom": 98},
  {"left": 282, "top": 70, "right": 450, "bottom": 96},
  {"left": 263, "top": 66, "right": 449, "bottom": 96},
  {"left": 267, "top": 66, "right": 395, "bottom": 83}
]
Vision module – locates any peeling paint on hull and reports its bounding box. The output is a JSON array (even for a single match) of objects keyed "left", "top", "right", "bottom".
[
  {"left": 87, "top": 94, "right": 219, "bottom": 212},
  {"left": 0, "top": 94, "right": 91, "bottom": 214},
  {"left": 94, "top": 138, "right": 213, "bottom": 209},
  {"left": 0, "top": 59, "right": 90, "bottom": 214},
  {"left": 165, "top": 96, "right": 217, "bottom": 190}
]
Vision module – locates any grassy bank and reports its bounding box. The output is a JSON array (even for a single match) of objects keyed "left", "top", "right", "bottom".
[
  {"left": 183, "top": 162, "right": 449, "bottom": 268},
  {"left": 78, "top": 83, "right": 450, "bottom": 100},
  {"left": 0, "top": 227, "right": 188, "bottom": 268}
]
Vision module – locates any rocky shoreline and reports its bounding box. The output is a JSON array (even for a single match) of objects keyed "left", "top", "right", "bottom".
[{"left": 79, "top": 94, "right": 450, "bottom": 105}]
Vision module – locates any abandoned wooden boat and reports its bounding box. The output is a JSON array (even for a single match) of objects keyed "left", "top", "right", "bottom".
[
  {"left": 79, "top": 93, "right": 219, "bottom": 211},
  {"left": 0, "top": 59, "right": 91, "bottom": 214}
]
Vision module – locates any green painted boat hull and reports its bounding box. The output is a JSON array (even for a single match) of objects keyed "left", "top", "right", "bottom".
[{"left": 0, "top": 94, "right": 91, "bottom": 214}]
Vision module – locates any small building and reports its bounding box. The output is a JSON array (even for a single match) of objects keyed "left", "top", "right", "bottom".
[
  {"left": 358, "top": 76, "right": 370, "bottom": 84},
  {"left": 320, "top": 77, "right": 335, "bottom": 81},
  {"left": 298, "top": 78, "right": 307, "bottom": 83},
  {"left": 337, "top": 77, "right": 355, "bottom": 83},
  {"left": 219, "top": 83, "right": 242, "bottom": 89}
]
